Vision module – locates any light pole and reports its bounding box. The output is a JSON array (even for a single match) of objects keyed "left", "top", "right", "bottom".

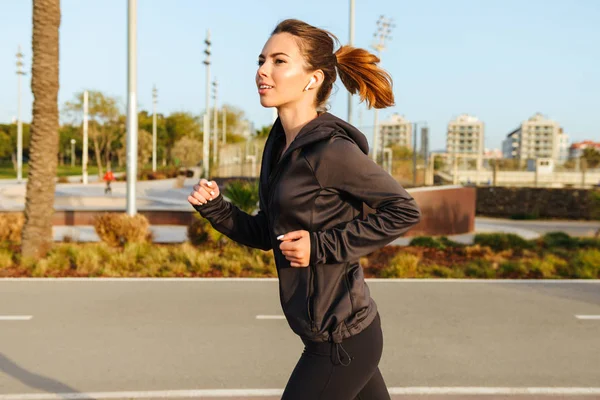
[
  {"left": 370, "top": 16, "right": 394, "bottom": 164},
  {"left": 222, "top": 107, "right": 227, "bottom": 144},
  {"left": 212, "top": 78, "right": 218, "bottom": 167},
  {"left": 16, "top": 46, "right": 25, "bottom": 183},
  {"left": 70, "top": 139, "right": 76, "bottom": 167},
  {"left": 203, "top": 30, "right": 211, "bottom": 178},
  {"left": 347, "top": 0, "right": 355, "bottom": 124},
  {"left": 126, "top": 0, "right": 138, "bottom": 216},
  {"left": 82, "top": 90, "right": 89, "bottom": 185},
  {"left": 152, "top": 85, "right": 157, "bottom": 172}
]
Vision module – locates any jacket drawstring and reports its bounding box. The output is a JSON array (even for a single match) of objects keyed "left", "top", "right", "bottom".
[{"left": 334, "top": 342, "right": 353, "bottom": 367}]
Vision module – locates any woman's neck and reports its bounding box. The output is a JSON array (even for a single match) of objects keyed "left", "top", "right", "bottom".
[{"left": 277, "top": 105, "right": 319, "bottom": 147}]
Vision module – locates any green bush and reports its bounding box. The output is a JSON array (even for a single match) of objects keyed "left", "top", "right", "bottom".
[
  {"left": 527, "top": 255, "right": 566, "bottom": 279},
  {"left": 93, "top": 213, "right": 152, "bottom": 247},
  {"left": 473, "top": 233, "right": 533, "bottom": 252},
  {"left": 497, "top": 260, "right": 529, "bottom": 279},
  {"left": 409, "top": 236, "right": 445, "bottom": 249},
  {"left": 463, "top": 259, "right": 496, "bottom": 278},
  {"left": 571, "top": 249, "right": 600, "bottom": 279},
  {"left": 380, "top": 253, "right": 420, "bottom": 278},
  {"left": 0, "top": 249, "right": 14, "bottom": 269},
  {"left": 540, "top": 232, "right": 579, "bottom": 250},
  {"left": 438, "top": 236, "right": 465, "bottom": 249},
  {"left": 223, "top": 179, "right": 260, "bottom": 214}
]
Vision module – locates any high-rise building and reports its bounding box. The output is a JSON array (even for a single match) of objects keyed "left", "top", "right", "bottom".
[
  {"left": 378, "top": 114, "right": 413, "bottom": 150},
  {"left": 446, "top": 114, "right": 485, "bottom": 158},
  {"left": 502, "top": 113, "right": 569, "bottom": 162}
]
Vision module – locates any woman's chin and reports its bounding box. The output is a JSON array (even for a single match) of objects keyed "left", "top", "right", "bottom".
[{"left": 259, "top": 97, "right": 278, "bottom": 108}]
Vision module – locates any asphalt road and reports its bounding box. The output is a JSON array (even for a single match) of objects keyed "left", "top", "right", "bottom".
[{"left": 1, "top": 279, "right": 600, "bottom": 399}]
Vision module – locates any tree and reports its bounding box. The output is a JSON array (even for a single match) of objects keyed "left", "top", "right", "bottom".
[
  {"left": 255, "top": 125, "right": 271, "bottom": 138},
  {"left": 165, "top": 112, "right": 201, "bottom": 164},
  {"left": 390, "top": 144, "right": 413, "bottom": 159},
  {"left": 0, "top": 123, "right": 32, "bottom": 170},
  {"left": 172, "top": 136, "right": 203, "bottom": 167},
  {"left": 117, "top": 129, "right": 152, "bottom": 169},
  {"left": 21, "top": 0, "right": 61, "bottom": 259},
  {"left": 582, "top": 148, "right": 600, "bottom": 169},
  {"left": 63, "top": 90, "right": 121, "bottom": 176}
]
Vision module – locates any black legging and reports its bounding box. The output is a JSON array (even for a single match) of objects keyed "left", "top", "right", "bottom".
[{"left": 282, "top": 313, "right": 390, "bottom": 400}]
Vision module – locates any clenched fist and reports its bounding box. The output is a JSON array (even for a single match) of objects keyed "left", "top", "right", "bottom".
[{"left": 188, "top": 179, "right": 220, "bottom": 206}]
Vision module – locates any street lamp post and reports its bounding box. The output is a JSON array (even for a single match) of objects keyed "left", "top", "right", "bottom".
[
  {"left": 126, "top": 0, "right": 138, "bottom": 216},
  {"left": 212, "top": 78, "right": 218, "bottom": 168},
  {"left": 370, "top": 16, "right": 394, "bottom": 164},
  {"left": 203, "top": 30, "right": 211, "bottom": 178},
  {"left": 222, "top": 107, "right": 227, "bottom": 144},
  {"left": 70, "top": 139, "right": 76, "bottom": 167},
  {"left": 16, "top": 46, "right": 25, "bottom": 183},
  {"left": 152, "top": 85, "right": 157, "bottom": 172},
  {"left": 82, "top": 90, "right": 89, "bottom": 185}
]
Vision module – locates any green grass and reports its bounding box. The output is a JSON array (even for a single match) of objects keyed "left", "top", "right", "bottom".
[{"left": 0, "top": 163, "right": 125, "bottom": 179}]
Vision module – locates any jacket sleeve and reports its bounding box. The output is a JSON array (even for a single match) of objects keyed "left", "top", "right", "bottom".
[
  {"left": 193, "top": 191, "right": 272, "bottom": 251},
  {"left": 309, "top": 138, "right": 421, "bottom": 265}
]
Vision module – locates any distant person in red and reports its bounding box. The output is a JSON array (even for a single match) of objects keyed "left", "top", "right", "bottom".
[{"left": 103, "top": 170, "right": 115, "bottom": 194}]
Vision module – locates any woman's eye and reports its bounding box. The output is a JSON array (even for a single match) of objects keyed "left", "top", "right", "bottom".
[
  {"left": 257, "top": 60, "right": 264, "bottom": 66},
  {"left": 275, "top": 59, "right": 285, "bottom": 64}
]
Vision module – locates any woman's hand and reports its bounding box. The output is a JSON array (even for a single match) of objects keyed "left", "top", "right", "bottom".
[
  {"left": 278, "top": 230, "right": 311, "bottom": 267},
  {"left": 188, "top": 178, "right": 220, "bottom": 206}
]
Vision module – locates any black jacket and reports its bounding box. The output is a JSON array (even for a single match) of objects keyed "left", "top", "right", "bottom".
[{"left": 194, "top": 112, "right": 421, "bottom": 344}]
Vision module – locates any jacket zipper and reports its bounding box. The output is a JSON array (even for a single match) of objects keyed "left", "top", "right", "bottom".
[{"left": 307, "top": 264, "right": 316, "bottom": 331}]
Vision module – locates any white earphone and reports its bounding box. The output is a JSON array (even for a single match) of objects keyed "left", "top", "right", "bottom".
[{"left": 304, "top": 77, "right": 316, "bottom": 92}]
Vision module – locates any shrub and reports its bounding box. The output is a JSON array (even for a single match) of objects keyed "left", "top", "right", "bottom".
[
  {"left": 223, "top": 180, "right": 260, "bottom": 214},
  {"left": 438, "top": 236, "right": 464, "bottom": 249},
  {"left": 380, "top": 253, "right": 420, "bottom": 278},
  {"left": 93, "top": 213, "right": 151, "bottom": 247},
  {"left": 187, "top": 214, "right": 229, "bottom": 248},
  {"left": 527, "top": 255, "right": 566, "bottom": 279},
  {"left": 0, "top": 213, "right": 24, "bottom": 244},
  {"left": 571, "top": 249, "right": 600, "bottom": 279},
  {"left": 473, "top": 233, "right": 533, "bottom": 252},
  {"left": 57, "top": 176, "right": 69, "bottom": 183},
  {"left": 409, "top": 236, "right": 445, "bottom": 250},
  {"left": 574, "top": 237, "right": 600, "bottom": 250},
  {"left": 540, "top": 232, "right": 579, "bottom": 250},
  {"left": 497, "top": 260, "right": 529, "bottom": 279},
  {"left": 463, "top": 259, "right": 496, "bottom": 278},
  {"left": 0, "top": 249, "right": 14, "bottom": 269}
]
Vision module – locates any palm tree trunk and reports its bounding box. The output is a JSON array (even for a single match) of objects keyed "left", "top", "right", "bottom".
[{"left": 21, "top": 0, "right": 61, "bottom": 259}]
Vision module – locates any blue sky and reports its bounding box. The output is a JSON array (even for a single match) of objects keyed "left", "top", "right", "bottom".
[{"left": 1, "top": 0, "right": 598, "bottom": 151}]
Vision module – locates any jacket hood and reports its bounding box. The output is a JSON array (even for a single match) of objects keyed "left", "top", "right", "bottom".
[{"left": 272, "top": 112, "right": 370, "bottom": 156}]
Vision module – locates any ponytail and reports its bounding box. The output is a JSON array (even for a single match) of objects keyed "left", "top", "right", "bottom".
[{"left": 335, "top": 46, "right": 395, "bottom": 109}]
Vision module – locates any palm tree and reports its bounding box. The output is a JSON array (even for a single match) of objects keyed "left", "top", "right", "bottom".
[{"left": 21, "top": 0, "right": 61, "bottom": 259}]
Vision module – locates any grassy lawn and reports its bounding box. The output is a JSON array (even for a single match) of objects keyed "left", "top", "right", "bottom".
[{"left": 0, "top": 163, "right": 124, "bottom": 179}]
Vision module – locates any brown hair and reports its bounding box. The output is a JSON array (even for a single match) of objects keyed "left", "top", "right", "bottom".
[{"left": 271, "top": 19, "right": 394, "bottom": 110}]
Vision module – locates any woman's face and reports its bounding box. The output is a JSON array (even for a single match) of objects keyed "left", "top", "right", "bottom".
[{"left": 256, "top": 32, "right": 314, "bottom": 109}]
